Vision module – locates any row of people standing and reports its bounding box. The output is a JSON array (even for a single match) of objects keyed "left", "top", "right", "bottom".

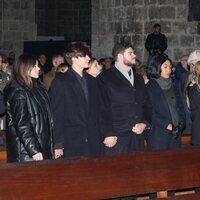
[{"left": 3, "top": 41, "right": 200, "bottom": 164}]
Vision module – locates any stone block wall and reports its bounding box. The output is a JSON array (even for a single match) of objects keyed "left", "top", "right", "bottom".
[
  {"left": 0, "top": 0, "right": 37, "bottom": 57},
  {"left": 91, "top": 0, "right": 199, "bottom": 63}
]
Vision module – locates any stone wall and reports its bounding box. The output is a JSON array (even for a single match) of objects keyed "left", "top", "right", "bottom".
[
  {"left": 91, "top": 0, "right": 199, "bottom": 63},
  {"left": 0, "top": 0, "right": 37, "bottom": 57}
]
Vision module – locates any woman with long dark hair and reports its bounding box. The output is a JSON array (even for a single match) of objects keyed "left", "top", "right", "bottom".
[{"left": 4, "top": 54, "right": 54, "bottom": 162}]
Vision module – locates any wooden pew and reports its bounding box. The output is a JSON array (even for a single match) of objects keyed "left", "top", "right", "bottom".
[{"left": 0, "top": 147, "right": 200, "bottom": 199}]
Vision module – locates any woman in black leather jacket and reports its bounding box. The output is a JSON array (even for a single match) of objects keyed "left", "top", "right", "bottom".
[{"left": 4, "top": 54, "right": 54, "bottom": 162}]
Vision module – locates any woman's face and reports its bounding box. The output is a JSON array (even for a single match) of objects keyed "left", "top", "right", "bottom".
[
  {"left": 1, "top": 63, "right": 8, "bottom": 72},
  {"left": 96, "top": 62, "right": 103, "bottom": 75},
  {"left": 30, "top": 61, "right": 40, "bottom": 78},
  {"left": 92, "top": 61, "right": 103, "bottom": 77},
  {"left": 160, "top": 60, "right": 172, "bottom": 78}
]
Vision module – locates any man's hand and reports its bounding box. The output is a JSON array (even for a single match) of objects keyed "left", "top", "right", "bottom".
[
  {"left": 103, "top": 136, "right": 118, "bottom": 148},
  {"left": 132, "top": 123, "right": 146, "bottom": 134},
  {"left": 32, "top": 152, "right": 43, "bottom": 161},
  {"left": 55, "top": 149, "right": 64, "bottom": 159}
]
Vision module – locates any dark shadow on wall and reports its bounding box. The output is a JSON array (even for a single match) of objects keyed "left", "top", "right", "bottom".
[{"left": 188, "top": 0, "right": 200, "bottom": 21}]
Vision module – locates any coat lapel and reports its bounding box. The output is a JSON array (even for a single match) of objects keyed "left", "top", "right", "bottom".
[{"left": 112, "top": 66, "right": 133, "bottom": 87}]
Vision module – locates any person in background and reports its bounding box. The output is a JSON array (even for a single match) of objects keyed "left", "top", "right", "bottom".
[
  {"left": 103, "top": 57, "right": 114, "bottom": 70},
  {"left": 4, "top": 54, "right": 54, "bottom": 162},
  {"left": 38, "top": 53, "right": 49, "bottom": 83},
  {"left": 56, "top": 62, "right": 68, "bottom": 74},
  {"left": 2, "top": 57, "right": 12, "bottom": 78},
  {"left": 0, "top": 64, "right": 10, "bottom": 93},
  {"left": 38, "top": 53, "right": 51, "bottom": 74},
  {"left": 133, "top": 58, "right": 142, "bottom": 72},
  {"left": 0, "top": 55, "right": 11, "bottom": 149},
  {"left": 7, "top": 51, "right": 15, "bottom": 67},
  {"left": 50, "top": 42, "right": 102, "bottom": 159},
  {"left": 145, "top": 24, "right": 167, "bottom": 65},
  {"left": 187, "top": 61, "right": 200, "bottom": 146},
  {"left": 0, "top": 91, "right": 5, "bottom": 149},
  {"left": 0, "top": 92, "right": 5, "bottom": 115},
  {"left": 135, "top": 64, "right": 150, "bottom": 84},
  {"left": 86, "top": 58, "right": 103, "bottom": 77},
  {"left": 175, "top": 55, "right": 191, "bottom": 133},
  {"left": 43, "top": 54, "right": 65, "bottom": 91},
  {"left": 188, "top": 50, "right": 200, "bottom": 72},
  {"left": 146, "top": 54, "right": 186, "bottom": 151},
  {"left": 175, "top": 55, "right": 190, "bottom": 92}
]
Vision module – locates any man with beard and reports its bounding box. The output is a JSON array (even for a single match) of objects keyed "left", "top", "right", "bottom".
[
  {"left": 145, "top": 24, "right": 167, "bottom": 65},
  {"left": 97, "top": 42, "right": 150, "bottom": 155}
]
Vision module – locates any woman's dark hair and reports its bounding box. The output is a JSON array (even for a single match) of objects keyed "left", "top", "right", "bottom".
[
  {"left": 13, "top": 54, "right": 37, "bottom": 89},
  {"left": 148, "top": 54, "right": 171, "bottom": 78}
]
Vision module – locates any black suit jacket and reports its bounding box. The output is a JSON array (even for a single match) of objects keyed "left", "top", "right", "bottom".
[
  {"left": 97, "top": 66, "right": 150, "bottom": 137},
  {"left": 50, "top": 68, "right": 102, "bottom": 158}
]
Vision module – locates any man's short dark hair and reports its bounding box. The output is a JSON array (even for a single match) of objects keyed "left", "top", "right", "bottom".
[
  {"left": 112, "top": 42, "right": 134, "bottom": 61},
  {"left": 65, "top": 42, "right": 91, "bottom": 64},
  {"left": 153, "top": 24, "right": 161, "bottom": 28}
]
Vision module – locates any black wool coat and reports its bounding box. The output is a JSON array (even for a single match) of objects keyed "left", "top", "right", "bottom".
[
  {"left": 50, "top": 68, "right": 102, "bottom": 158},
  {"left": 97, "top": 66, "right": 150, "bottom": 138},
  {"left": 146, "top": 79, "right": 186, "bottom": 151}
]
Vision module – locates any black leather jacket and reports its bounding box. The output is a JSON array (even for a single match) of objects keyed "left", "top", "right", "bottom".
[{"left": 4, "top": 79, "right": 54, "bottom": 162}]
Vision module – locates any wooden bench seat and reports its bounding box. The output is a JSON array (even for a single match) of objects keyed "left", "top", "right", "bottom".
[{"left": 0, "top": 147, "right": 199, "bottom": 199}]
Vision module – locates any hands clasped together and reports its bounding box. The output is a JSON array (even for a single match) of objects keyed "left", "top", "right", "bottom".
[{"left": 103, "top": 123, "right": 146, "bottom": 148}]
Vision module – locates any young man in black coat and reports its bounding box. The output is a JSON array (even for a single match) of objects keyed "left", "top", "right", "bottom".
[
  {"left": 50, "top": 42, "right": 102, "bottom": 159},
  {"left": 97, "top": 42, "right": 150, "bottom": 155}
]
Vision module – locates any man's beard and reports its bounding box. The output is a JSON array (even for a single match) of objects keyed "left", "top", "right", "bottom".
[{"left": 123, "top": 58, "right": 135, "bottom": 67}]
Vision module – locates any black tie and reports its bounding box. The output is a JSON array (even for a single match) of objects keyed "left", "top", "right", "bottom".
[{"left": 128, "top": 70, "right": 131, "bottom": 78}]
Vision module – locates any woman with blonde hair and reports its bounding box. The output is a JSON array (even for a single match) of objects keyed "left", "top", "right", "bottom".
[{"left": 187, "top": 61, "right": 200, "bottom": 146}]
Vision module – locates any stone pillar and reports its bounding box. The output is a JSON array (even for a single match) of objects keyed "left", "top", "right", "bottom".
[{"left": 0, "top": 0, "right": 37, "bottom": 57}]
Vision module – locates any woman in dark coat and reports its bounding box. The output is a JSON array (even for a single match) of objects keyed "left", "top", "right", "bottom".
[
  {"left": 4, "top": 54, "right": 54, "bottom": 162},
  {"left": 187, "top": 61, "right": 200, "bottom": 146},
  {"left": 146, "top": 54, "right": 186, "bottom": 151}
]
